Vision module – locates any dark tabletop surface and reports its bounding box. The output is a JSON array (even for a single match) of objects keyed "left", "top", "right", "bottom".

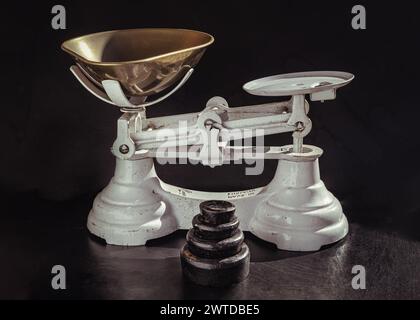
[{"left": 1, "top": 193, "right": 420, "bottom": 300}]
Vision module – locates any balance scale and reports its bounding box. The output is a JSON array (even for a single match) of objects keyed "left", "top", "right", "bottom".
[{"left": 62, "top": 28, "right": 353, "bottom": 251}]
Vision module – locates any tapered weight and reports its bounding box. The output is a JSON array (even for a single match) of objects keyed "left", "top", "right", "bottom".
[{"left": 180, "top": 200, "right": 250, "bottom": 287}]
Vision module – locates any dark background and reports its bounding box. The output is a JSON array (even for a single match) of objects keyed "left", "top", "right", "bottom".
[{"left": 1, "top": 0, "right": 420, "bottom": 299}]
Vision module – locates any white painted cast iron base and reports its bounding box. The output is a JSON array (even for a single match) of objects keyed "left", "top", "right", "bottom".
[
  {"left": 88, "top": 145, "right": 348, "bottom": 251},
  {"left": 249, "top": 148, "right": 348, "bottom": 251},
  {"left": 87, "top": 158, "right": 178, "bottom": 245}
]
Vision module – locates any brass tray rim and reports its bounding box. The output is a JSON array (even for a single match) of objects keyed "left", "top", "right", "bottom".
[{"left": 61, "top": 28, "right": 215, "bottom": 67}]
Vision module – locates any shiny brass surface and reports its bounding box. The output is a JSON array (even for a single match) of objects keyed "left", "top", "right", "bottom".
[{"left": 62, "top": 28, "right": 214, "bottom": 97}]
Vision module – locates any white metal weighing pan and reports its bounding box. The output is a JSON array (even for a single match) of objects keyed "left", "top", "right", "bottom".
[{"left": 243, "top": 71, "right": 354, "bottom": 97}]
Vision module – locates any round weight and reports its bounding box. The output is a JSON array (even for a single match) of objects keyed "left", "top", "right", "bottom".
[
  {"left": 180, "top": 244, "right": 250, "bottom": 287},
  {"left": 199, "top": 200, "right": 236, "bottom": 225},
  {"left": 186, "top": 228, "right": 244, "bottom": 259},
  {"left": 192, "top": 214, "right": 239, "bottom": 240}
]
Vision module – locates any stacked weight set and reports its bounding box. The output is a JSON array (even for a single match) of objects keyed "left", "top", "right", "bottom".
[{"left": 180, "top": 200, "right": 250, "bottom": 287}]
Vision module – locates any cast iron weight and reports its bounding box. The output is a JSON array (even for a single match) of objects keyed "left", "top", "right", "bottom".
[{"left": 180, "top": 200, "right": 250, "bottom": 287}]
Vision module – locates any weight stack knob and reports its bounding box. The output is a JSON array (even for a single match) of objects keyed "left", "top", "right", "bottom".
[{"left": 180, "top": 200, "right": 250, "bottom": 287}]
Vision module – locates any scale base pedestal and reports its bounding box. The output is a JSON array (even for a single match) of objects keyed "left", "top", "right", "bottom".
[
  {"left": 249, "top": 146, "right": 348, "bottom": 251},
  {"left": 87, "top": 158, "right": 178, "bottom": 246}
]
